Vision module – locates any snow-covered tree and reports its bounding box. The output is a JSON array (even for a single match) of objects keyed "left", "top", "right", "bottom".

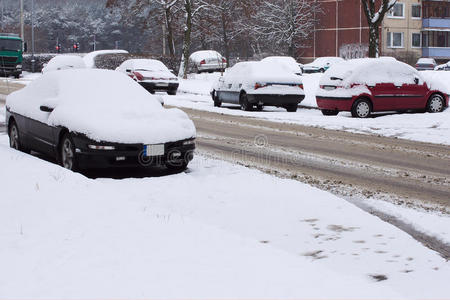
[
  {"left": 361, "top": 0, "right": 397, "bottom": 57},
  {"left": 249, "top": 0, "right": 320, "bottom": 57}
]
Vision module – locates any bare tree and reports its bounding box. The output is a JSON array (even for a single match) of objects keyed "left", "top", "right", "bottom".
[
  {"left": 249, "top": 0, "right": 320, "bottom": 57},
  {"left": 155, "top": 0, "right": 179, "bottom": 57},
  {"left": 361, "top": 0, "right": 397, "bottom": 57}
]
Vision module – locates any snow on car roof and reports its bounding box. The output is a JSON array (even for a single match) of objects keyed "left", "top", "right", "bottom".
[
  {"left": 417, "top": 58, "right": 436, "bottom": 64},
  {"left": 189, "top": 50, "right": 223, "bottom": 62},
  {"left": 320, "top": 58, "right": 418, "bottom": 87},
  {"left": 42, "top": 55, "right": 86, "bottom": 73},
  {"left": 127, "top": 59, "right": 169, "bottom": 71},
  {"left": 83, "top": 49, "right": 129, "bottom": 68},
  {"left": 261, "top": 56, "right": 302, "bottom": 73},
  {"left": 6, "top": 69, "right": 195, "bottom": 144}
]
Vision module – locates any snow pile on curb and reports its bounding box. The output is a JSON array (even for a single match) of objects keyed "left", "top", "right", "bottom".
[
  {"left": 178, "top": 72, "right": 222, "bottom": 95},
  {"left": 0, "top": 136, "right": 449, "bottom": 298}
]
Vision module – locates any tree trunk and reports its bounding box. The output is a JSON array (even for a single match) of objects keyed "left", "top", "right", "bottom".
[
  {"left": 181, "top": 0, "right": 193, "bottom": 79},
  {"left": 221, "top": 11, "right": 230, "bottom": 67},
  {"left": 368, "top": 23, "right": 379, "bottom": 58},
  {"left": 165, "top": 7, "right": 175, "bottom": 57}
]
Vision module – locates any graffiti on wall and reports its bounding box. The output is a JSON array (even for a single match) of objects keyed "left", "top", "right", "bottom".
[{"left": 340, "top": 44, "right": 369, "bottom": 59}]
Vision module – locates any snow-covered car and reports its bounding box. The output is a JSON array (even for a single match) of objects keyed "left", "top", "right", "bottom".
[
  {"left": 415, "top": 58, "right": 437, "bottom": 71},
  {"left": 303, "top": 57, "right": 344, "bottom": 73},
  {"left": 435, "top": 61, "right": 450, "bottom": 71},
  {"left": 211, "top": 61, "right": 305, "bottom": 112},
  {"left": 41, "top": 55, "right": 86, "bottom": 73},
  {"left": 117, "top": 59, "right": 179, "bottom": 95},
  {"left": 316, "top": 58, "right": 448, "bottom": 118},
  {"left": 261, "top": 56, "right": 302, "bottom": 75},
  {"left": 5, "top": 69, "right": 196, "bottom": 172},
  {"left": 83, "top": 49, "right": 129, "bottom": 68},
  {"left": 189, "top": 50, "right": 226, "bottom": 73}
]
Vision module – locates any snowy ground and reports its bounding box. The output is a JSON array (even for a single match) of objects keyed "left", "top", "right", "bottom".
[
  {"left": 170, "top": 72, "right": 450, "bottom": 145},
  {"left": 0, "top": 134, "right": 449, "bottom": 299}
]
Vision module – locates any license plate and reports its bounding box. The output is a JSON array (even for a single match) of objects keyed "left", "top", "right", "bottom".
[
  {"left": 145, "top": 144, "right": 165, "bottom": 157},
  {"left": 156, "top": 83, "right": 169, "bottom": 87}
]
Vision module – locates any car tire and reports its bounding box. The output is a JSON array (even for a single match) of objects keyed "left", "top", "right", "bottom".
[
  {"left": 426, "top": 94, "right": 445, "bottom": 113},
  {"left": 240, "top": 92, "right": 252, "bottom": 111},
  {"left": 321, "top": 109, "right": 339, "bottom": 116},
  {"left": 319, "top": 68, "right": 325, "bottom": 73},
  {"left": 212, "top": 90, "right": 222, "bottom": 107},
  {"left": 60, "top": 133, "right": 78, "bottom": 171},
  {"left": 285, "top": 104, "right": 298, "bottom": 112},
  {"left": 8, "top": 121, "right": 29, "bottom": 153},
  {"left": 351, "top": 98, "right": 372, "bottom": 118},
  {"left": 167, "top": 90, "right": 177, "bottom": 96},
  {"left": 255, "top": 104, "right": 264, "bottom": 111}
]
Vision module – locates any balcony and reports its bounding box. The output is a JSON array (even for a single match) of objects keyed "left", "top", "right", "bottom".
[
  {"left": 423, "top": 18, "right": 450, "bottom": 29},
  {"left": 422, "top": 47, "right": 450, "bottom": 59}
]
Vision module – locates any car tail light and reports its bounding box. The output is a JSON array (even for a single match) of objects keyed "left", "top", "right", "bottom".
[
  {"left": 200, "top": 59, "right": 206, "bottom": 65},
  {"left": 255, "top": 83, "right": 267, "bottom": 89},
  {"left": 222, "top": 58, "right": 227, "bottom": 63},
  {"left": 299, "top": 84, "right": 304, "bottom": 89},
  {"left": 133, "top": 71, "right": 144, "bottom": 81}
]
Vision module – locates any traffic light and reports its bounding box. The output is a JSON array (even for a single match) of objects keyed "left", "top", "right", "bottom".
[
  {"left": 73, "top": 43, "right": 78, "bottom": 52},
  {"left": 56, "top": 44, "right": 61, "bottom": 53}
]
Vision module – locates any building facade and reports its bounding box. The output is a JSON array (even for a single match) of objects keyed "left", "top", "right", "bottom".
[{"left": 421, "top": 0, "right": 450, "bottom": 60}]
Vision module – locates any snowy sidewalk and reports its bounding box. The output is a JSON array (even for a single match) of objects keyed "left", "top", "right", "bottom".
[{"left": 0, "top": 134, "right": 449, "bottom": 299}]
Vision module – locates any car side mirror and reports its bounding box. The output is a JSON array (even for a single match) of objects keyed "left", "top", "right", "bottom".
[
  {"left": 40, "top": 105, "right": 54, "bottom": 113},
  {"left": 414, "top": 77, "right": 420, "bottom": 84},
  {"left": 23, "top": 42, "right": 27, "bottom": 52},
  {"left": 126, "top": 69, "right": 132, "bottom": 73}
]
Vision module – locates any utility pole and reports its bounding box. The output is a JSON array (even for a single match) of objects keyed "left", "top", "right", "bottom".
[
  {"left": 93, "top": 34, "right": 96, "bottom": 51},
  {"left": 31, "top": 0, "right": 35, "bottom": 72},
  {"left": 20, "top": 0, "right": 24, "bottom": 39},
  {"left": 162, "top": 24, "right": 166, "bottom": 56}
]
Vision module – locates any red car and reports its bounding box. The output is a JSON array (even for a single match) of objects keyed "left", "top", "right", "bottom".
[{"left": 316, "top": 58, "right": 448, "bottom": 118}]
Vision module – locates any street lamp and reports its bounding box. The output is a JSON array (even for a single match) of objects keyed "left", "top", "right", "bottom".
[{"left": 31, "top": 0, "right": 35, "bottom": 73}]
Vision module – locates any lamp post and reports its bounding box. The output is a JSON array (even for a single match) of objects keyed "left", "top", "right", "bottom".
[
  {"left": 20, "top": 0, "right": 24, "bottom": 40},
  {"left": 31, "top": 0, "right": 35, "bottom": 73}
]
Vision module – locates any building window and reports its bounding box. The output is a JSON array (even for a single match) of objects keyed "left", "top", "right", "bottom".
[
  {"left": 412, "top": 4, "right": 421, "bottom": 19},
  {"left": 423, "top": 1, "right": 450, "bottom": 18},
  {"left": 387, "top": 32, "right": 404, "bottom": 48},
  {"left": 422, "top": 31, "right": 450, "bottom": 47},
  {"left": 412, "top": 33, "right": 421, "bottom": 48},
  {"left": 388, "top": 3, "right": 405, "bottom": 18}
]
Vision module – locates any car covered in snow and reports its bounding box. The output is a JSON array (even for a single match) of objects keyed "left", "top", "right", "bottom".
[
  {"left": 434, "top": 61, "right": 450, "bottom": 71},
  {"left": 5, "top": 69, "right": 196, "bottom": 172},
  {"left": 303, "top": 57, "right": 344, "bottom": 73},
  {"left": 316, "top": 58, "right": 448, "bottom": 118},
  {"left": 415, "top": 58, "right": 437, "bottom": 71},
  {"left": 42, "top": 55, "right": 86, "bottom": 73},
  {"left": 261, "top": 56, "right": 303, "bottom": 75},
  {"left": 116, "top": 59, "right": 179, "bottom": 95},
  {"left": 211, "top": 61, "right": 305, "bottom": 112},
  {"left": 189, "top": 50, "right": 226, "bottom": 73}
]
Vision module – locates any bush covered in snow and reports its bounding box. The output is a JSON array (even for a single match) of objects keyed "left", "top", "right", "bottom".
[{"left": 94, "top": 53, "right": 180, "bottom": 72}]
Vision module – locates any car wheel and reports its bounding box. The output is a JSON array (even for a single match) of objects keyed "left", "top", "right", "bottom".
[
  {"left": 240, "top": 92, "right": 252, "bottom": 111},
  {"left": 321, "top": 109, "right": 339, "bottom": 116},
  {"left": 167, "top": 90, "right": 177, "bottom": 96},
  {"left": 285, "top": 104, "right": 298, "bottom": 112},
  {"left": 427, "top": 94, "right": 445, "bottom": 113},
  {"left": 319, "top": 68, "right": 325, "bottom": 73},
  {"left": 255, "top": 104, "right": 263, "bottom": 111},
  {"left": 8, "top": 121, "right": 28, "bottom": 152},
  {"left": 60, "top": 134, "right": 77, "bottom": 171},
  {"left": 351, "top": 98, "right": 372, "bottom": 118}
]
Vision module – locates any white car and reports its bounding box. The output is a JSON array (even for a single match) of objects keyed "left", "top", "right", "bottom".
[
  {"left": 189, "top": 50, "right": 226, "bottom": 73},
  {"left": 261, "top": 56, "right": 302, "bottom": 75},
  {"left": 303, "top": 57, "right": 344, "bottom": 73},
  {"left": 211, "top": 61, "right": 305, "bottom": 112},
  {"left": 42, "top": 55, "right": 86, "bottom": 73},
  {"left": 415, "top": 58, "right": 437, "bottom": 71},
  {"left": 116, "top": 59, "right": 179, "bottom": 95},
  {"left": 435, "top": 61, "right": 450, "bottom": 71}
]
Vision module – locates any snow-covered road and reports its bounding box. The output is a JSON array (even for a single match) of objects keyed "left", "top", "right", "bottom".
[{"left": 0, "top": 134, "right": 449, "bottom": 298}]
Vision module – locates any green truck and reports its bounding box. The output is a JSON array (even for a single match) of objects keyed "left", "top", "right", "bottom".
[{"left": 0, "top": 33, "right": 26, "bottom": 78}]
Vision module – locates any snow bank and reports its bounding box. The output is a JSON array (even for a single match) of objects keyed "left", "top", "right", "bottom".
[
  {"left": 42, "top": 55, "right": 86, "bottom": 73},
  {"left": 83, "top": 49, "right": 129, "bottom": 68},
  {"left": 6, "top": 69, "right": 195, "bottom": 144},
  {"left": 0, "top": 138, "right": 449, "bottom": 298},
  {"left": 178, "top": 72, "right": 222, "bottom": 95}
]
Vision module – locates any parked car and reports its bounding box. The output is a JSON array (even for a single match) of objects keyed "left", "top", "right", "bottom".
[
  {"left": 42, "top": 55, "right": 86, "bottom": 73},
  {"left": 211, "top": 61, "right": 305, "bottom": 112},
  {"left": 6, "top": 69, "right": 196, "bottom": 172},
  {"left": 435, "top": 61, "right": 450, "bottom": 71},
  {"left": 303, "top": 57, "right": 344, "bottom": 73},
  {"left": 261, "top": 56, "right": 302, "bottom": 75},
  {"left": 316, "top": 58, "right": 448, "bottom": 118},
  {"left": 189, "top": 50, "right": 226, "bottom": 73},
  {"left": 116, "top": 59, "right": 179, "bottom": 95},
  {"left": 415, "top": 58, "right": 437, "bottom": 71}
]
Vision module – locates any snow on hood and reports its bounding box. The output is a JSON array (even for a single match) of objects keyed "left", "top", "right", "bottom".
[
  {"left": 83, "top": 49, "right": 129, "bottom": 68},
  {"left": 6, "top": 69, "right": 196, "bottom": 144},
  {"left": 319, "top": 58, "right": 419, "bottom": 88},
  {"left": 304, "top": 57, "right": 344, "bottom": 69},
  {"left": 42, "top": 55, "right": 86, "bottom": 73}
]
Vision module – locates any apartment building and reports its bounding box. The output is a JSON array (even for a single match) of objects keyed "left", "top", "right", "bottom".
[
  {"left": 381, "top": 0, "right": 423, "bottom": 64},
  {"left": 421, "top": 0, "right": 450, "bottom": 60}
]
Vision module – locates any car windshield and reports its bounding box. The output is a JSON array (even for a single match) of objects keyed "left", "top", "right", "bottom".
[{"left": 0, "top": 39, "right": 21, "bottom": 52}]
